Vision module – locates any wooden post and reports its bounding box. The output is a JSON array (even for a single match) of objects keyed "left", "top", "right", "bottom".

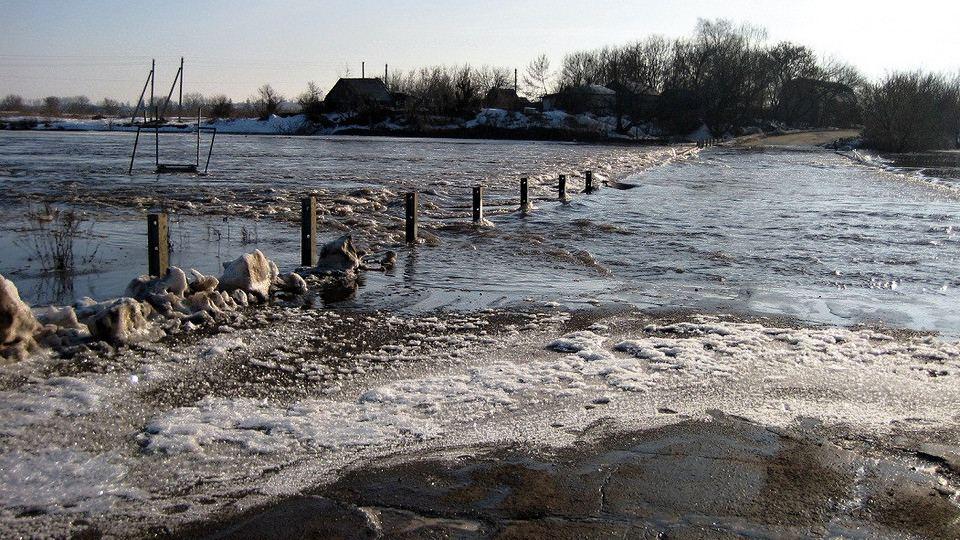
[
  {"left": 472, "top": 185, "right": 483, "bottom": 222},
  {"left": 154, "top": 107, "right": 159, "bottom": 171},
  {"left": 520, "top": 177, "right": 528, "bottom": 209},
  {"left": 178, "top": 56, "right": 184, "bottom": 122},
  {"left": 196, "top": 107, "right": 202, "bottom": 169},
  {"left": 128, "top": 127, "right": 141, "bottom": 174},
  {"left": 147, "top": 213, "right": 169, "bottom": 277},
  {"left": 584, "top": 170, "right": 594, "bottom": 193},
  {"left": 301, "top": 196, "right": 317, "bottom": 266},
  {"left": 558, "top": 174, "right": 566, "bottom": 200},
  {"left": 405, "top": 192, "right": 418, "bottom": 244},
  {"left": 149, "top": 59, "right": 155, "bottom": 121}
]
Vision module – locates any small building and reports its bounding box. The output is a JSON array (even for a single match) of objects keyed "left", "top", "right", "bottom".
[
  {"left": 605, "top": 80, "right": 659, "bottom": 121},
  {"left": 325, "top": 78, "right": 395, "bottom": 113},
  {"left": 542, "top": 84, "right": 616, "bottom": 116},
  {"left": 483, "top": 87, "right": 527, "bottom": 111}
]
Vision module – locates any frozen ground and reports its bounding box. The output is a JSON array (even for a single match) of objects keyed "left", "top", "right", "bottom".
[{"left": 0, "top": 304, "right": 959, "bottom": 537}]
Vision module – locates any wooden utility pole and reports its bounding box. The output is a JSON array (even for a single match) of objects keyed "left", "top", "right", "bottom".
[
  {"left": 178, "top": 57, "right": 184, "bottom": 122},
  {"left": 150, "top": 59, "right": 155, "bottom": 122}
]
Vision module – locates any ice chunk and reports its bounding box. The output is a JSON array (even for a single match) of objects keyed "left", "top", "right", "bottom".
[
  {"left": 0, "top": 274, "right": 41, "bottom": 361},
  {"left": 219, "top": 250, "right": 275, "bottom": 301}
]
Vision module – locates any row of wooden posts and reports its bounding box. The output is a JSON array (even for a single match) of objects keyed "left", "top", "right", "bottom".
[
  {"left": 146, "top": 171, "right": 597, "bottom": 277},
  {"left": 697, "top": 138, "right": 721, "bottom": 148}
]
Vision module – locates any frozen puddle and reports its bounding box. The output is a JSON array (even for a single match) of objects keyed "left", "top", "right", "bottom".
[{"left": 0, "top": 309, "right": 959, "bottom": 537}]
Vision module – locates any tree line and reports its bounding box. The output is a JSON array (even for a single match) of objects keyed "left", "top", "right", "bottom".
[{"left": 3, "top": 19, "right": 958, "bottom": 150}]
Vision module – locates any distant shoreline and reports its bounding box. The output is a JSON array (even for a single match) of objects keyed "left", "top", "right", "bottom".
[{"left": 0, "top": 112, "right": 674, "bottom": 145}]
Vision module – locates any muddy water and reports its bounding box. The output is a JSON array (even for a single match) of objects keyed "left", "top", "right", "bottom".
[{"left": 0, "top": 132, "right": 958, "bottom": 334}]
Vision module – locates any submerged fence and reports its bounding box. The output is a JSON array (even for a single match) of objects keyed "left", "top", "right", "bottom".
[
  {"left": 144, "top": 170, "right": 599, "bottom": 276},
  {"left": 141, "top": 138, "right": 718, "bottom": 276}
]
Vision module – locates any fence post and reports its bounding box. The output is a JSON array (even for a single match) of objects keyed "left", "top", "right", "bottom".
[
  {"left": 558, "top": 174, "right": 566, "bottom": 200},
  {"left": 301, "top": 196, "right": 317, "bottom": 266},
  {"left": 584, "top": 170, "right": 594, "bottom": 193},
  {"left": 405, "top": 191, "right": 418, "bottom": 244},
  {"left": 147, "top": 213, "right": 169, "bottom": 277},
  {"left": 520, "top": 177, "right": 528, "bottom": 210},
  {"left": 472, "top": 185, "right": 483, "bottom": 222}
]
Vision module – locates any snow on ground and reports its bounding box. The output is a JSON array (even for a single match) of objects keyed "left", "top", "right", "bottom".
[
  {"left": 6, "top": 109, "right": 660, "bottom": 138},
  {"left": 0, "top": 309, "right": 958, "bottom": 536},
  {"left": 0, "top": 376, "right": 116, "bottom": 436},
  {"left": 8, "top": 114, "right": 311, "bottom": 135}
]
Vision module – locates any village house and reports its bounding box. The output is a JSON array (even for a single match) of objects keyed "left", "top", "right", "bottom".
[
  {"left": 482, "top": 87, "right": 529, "bottom": 111},
  {"left": 541, "top": 84, "right": 617, "bottom": 116},
  {"left": 605, "top": 80, "right": 660, "bottom": 121},
  {"left": 324, "top": 78, "right": 396, "bottom": 113}
]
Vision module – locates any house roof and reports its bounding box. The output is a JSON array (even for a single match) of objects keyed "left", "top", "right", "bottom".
[
  {"left": 605, "top": 80, "right": 659, "bottom": 96},
  {"left": 486, "top": 87, "right": 519, "bottom": 98},
  {"left": 565, "top": 84, "right": 616, "bottom": 96},
  {"left": 329, "top": 78, "right": 393, "bottom": 103}
]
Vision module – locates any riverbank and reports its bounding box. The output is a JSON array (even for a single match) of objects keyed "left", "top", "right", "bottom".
[
  {"left": 736, "top": 128, "right": 861, "bottom": 148},
  {"left": 0, "top": 110, "right": 665, "bottom": 144},
  {"left": 2, "top": 306, "right": 958, "bottom": 538}
]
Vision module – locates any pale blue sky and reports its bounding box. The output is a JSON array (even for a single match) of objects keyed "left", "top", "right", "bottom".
[{"left": 2, "top": 0, "right": 958, "bottom": 101}]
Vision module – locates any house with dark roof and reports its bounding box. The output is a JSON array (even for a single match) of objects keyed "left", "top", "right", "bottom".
[
  {"left": 541, "top": 84, "right": 616, "bottom": 116},
  {"left": 324, "top": 78, "right": 395, "bottom": 112},
  {"left": 605, "top": 80, "right": 660, "bottom": 121},
  {"left": 483, "top": 87, "right": 529, "bottom": 111}
]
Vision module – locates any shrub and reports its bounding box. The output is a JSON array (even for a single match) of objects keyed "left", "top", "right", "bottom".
[{"left": 862, "top": 72, "right": 960, "bottom": 152}]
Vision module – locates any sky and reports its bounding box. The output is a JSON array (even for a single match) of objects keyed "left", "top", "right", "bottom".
[{"left": 2, "top": 0, "right": 959, "bottom": 102}]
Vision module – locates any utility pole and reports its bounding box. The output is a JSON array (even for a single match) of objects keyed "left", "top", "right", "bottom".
[
  {"left": 384, "top": 63, "right": 388, "bottom": 82},
  {"left": 514, "top": 68, "right": 518, "bottom": 92},
  {"left": 178, "top": 57, "right": 183, "bottom": 122},
  {"left": 362, "top": 61, "right": 365, "bottom": 78},
  {"left": 150, "top": 59, "right": 155, "bottom": 122}
]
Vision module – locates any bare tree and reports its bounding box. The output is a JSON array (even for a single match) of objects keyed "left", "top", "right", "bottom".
[
  {"left": 522, "top": 54, "right": 552, "bottom": 98},
  {"left": 99, "top": 98, "right": 121, "bottom": 116},
  {"left": 1, "top": 94, "right": 24, "bottom": 112},
  {"left": 254, "top": 84, "right": 283, "bottom": 119},
  {"left": 42, "top": 96, "right": 60, "bottom": 117},
  {"left": 208, "top": 95, "right": 233, "bottom": 119},
  {"left": 298, "top": 81, "right": 324, "bottom": 121},
  {"left": 862, "top": 71, "right": 960, "bottom": 151}
]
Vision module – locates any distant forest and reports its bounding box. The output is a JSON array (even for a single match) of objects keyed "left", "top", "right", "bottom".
[{"left": 2, "top": 19, "right": 958, "bottom": 151}]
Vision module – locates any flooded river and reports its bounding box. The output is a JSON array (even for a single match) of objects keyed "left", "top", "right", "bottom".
[{"left": 0, "top": 131, "right": 957, "bottom": 334}]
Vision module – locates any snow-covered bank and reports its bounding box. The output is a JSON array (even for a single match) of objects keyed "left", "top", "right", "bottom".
[
  {"left": 1, "top": 304, "right": 958, "bottom": 537},
  {"left": 2, "top": 109, "right": 663, "bottom": 141}
]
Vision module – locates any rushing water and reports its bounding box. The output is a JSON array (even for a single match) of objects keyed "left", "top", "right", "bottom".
[{"left": 0, "top": 131, "right": 957, "bottom": 334}]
